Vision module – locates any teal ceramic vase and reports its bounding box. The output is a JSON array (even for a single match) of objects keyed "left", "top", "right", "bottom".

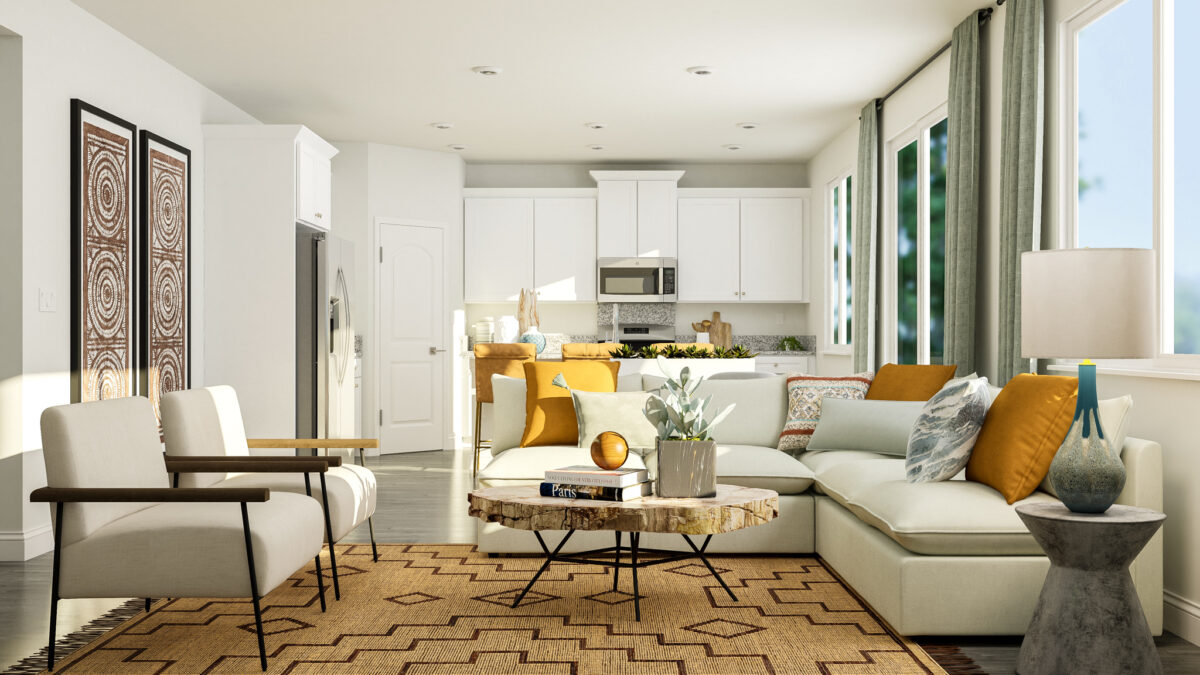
[
  {"left": 519, "top": 327, "right": 546, "bottom": 354},
  {"left": 1048, "top": 362, "right": 1125, "bottom": 513}
]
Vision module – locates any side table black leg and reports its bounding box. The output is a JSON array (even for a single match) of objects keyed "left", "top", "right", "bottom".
[
  {"left": 683, "top": 534, "right": 737, "bottom": 601},
  {"left": 631, "top": 532, "right": 641, "bottom": 621},
  {"left": 512, "top": 530, "right": 574, "bottom": 609},
  {"left": 613, "top": 531, "right": 622, "bottom": 591}
]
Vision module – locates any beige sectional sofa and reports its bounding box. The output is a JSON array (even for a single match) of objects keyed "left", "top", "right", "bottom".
[{"left": 475, "top": 372, "right": 1163, "bottom": 636}]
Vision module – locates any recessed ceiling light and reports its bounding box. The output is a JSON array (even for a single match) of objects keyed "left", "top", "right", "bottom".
[
  {"left": 723, "top": 144, "right": 743, "bottom": 151},
  {"left": 687, "top": 66, "right": 714, "bottom": 76},
  {"left": 587, "top": 144, "right": 605, "bottom": 151},
  {"left": 472, "top": 65, "right": 502, "bottom": 76},
  {"left": 447, "top": 144, "right": 467, "bottom": 151},
  {"left": 736, "top": 122, "right": 760, "bottom": 130},
  {"left": 584, "top": 122, "right": 607, "bottom": 130},
  {"left": 431, "top": 121, "right": 454, "bottom": 129}
]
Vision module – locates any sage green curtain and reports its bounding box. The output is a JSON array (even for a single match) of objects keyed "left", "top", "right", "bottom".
[
  {"left": 944, "top": 11, "right": 984, "bottom": 376},
  {"left": 997, "top": 0, "right": 1045, "bottom": 383},
  {"left": 852, "top": 101, "right": 880, "bottom": 373}
]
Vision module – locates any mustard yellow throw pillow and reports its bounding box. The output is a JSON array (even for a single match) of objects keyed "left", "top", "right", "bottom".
[
  {"left": 521, "top": 361, "right": 620, "bottom": 447},
  {"left": 865, "top": 363, "right": 958, "bottom": 401},
  {"left": 966, "top": 373, "right": 1078, "bottom": 504}
]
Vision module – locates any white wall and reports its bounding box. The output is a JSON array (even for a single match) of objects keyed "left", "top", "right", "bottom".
[
  {"left": 466, "top": 163, "right": 808, "bottom": 189},
  {"left": 0, "top": 0, "right": 258, "bottom": 560},
  {"left": 332, "top": 142, "right": 465, "bottom": 449}
]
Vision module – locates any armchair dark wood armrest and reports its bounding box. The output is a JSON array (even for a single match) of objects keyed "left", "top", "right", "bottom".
[
  {"left": 169, "top": 455, "right": 343, "bottom": 467},
  {"left": 30, "top": 487, "right": 270, "bottom": 503},
  {"left": 163, "top": 458, "right": 330, "bottom": 474},
  {"left": 247, "top": 438, "right": 379, "bottom": 449}
]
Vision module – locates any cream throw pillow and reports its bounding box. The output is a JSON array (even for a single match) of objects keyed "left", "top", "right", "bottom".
[{"left": 572, "top": 390, "right": 658, "bottom": 452}]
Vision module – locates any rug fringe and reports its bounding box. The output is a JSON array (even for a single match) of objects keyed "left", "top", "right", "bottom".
[{"left": 2, "top": 598, "right": 146, "bottom": 674}]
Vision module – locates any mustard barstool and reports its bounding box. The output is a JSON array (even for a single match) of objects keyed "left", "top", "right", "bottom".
[
  {"left": 473, "top": 343, "right": 537, "bottom": 477},
  {"left": 560, "top": 343, "right": 624, "bottom": 360}
]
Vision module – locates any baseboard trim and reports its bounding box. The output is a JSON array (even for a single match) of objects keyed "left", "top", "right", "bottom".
[
  {"left": 0, "top": 524, "right": 53, "bottom": 561},
  {"left": 1165, "top": 590, "right": 1200, "bottom": 646}
]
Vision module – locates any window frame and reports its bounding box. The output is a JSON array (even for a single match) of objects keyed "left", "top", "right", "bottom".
[
  {"left": 882, "top": 102, "right": 949, "bottom": 366},
  {"left": 1059, "top": 0, "right": 1190, "bottom": 370},
  {"left": 825, "top": 170, "right": 853, "bottom": 354}
]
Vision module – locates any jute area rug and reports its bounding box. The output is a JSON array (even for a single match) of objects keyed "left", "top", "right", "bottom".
[{"left": 40, "top": 544, "right": 947, "bottom": 674}]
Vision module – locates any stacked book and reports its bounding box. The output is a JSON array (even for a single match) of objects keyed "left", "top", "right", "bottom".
[{"left": 541, "top": 465, "right": 651, "bottom": 501}]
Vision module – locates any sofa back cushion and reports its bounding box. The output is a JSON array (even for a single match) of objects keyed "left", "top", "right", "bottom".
[
  {"left": 643, "top": 374, "right": 787, "bottom": 447},
  {"left": 778, "top": 373, "right": 874, "bottom": 454},
  {"left": 866, "top": 363, "right": 958, "bottom": 401},
  {"left": 572, "top": 390, "right": 657, "bottom": 451},
  {"left": 521, "top": 361, "right": 620, "bottom": 447},
  {"left": 491, "top": 373, "right": 641, "bottom": 454},
  {"left": 966, "top": 373, "right": 1078, "bottom": 503},
  {"left": 808, "top": 398, "right": 925, "bottom": 456}
]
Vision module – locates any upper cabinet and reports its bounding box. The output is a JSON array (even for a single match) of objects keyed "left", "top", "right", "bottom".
[
  {"left": 676, "top": 192, "right": 807, "bottom": 303},
  {"left": 295, "top": 136, "right": 334, "bottom": 230},
  {"left": 591, "top": 171, "right": 683, "bottom": 258},
  {"left": 464, "top": 191, "right": 597, "bottom": 303}
]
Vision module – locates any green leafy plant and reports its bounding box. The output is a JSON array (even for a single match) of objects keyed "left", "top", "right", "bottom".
[
  {"left": 682, "top": 345, "right": 713, "bottom": 359},
  {"left": 724, "top": 345, "right": 757, "bottom": 359},
  {"left": 642, "top": 357, "right": 735, "bottom": 441},
  {"left": 611, "top": 344, "right": 639, "bottom": 359},
  {"left": 637, "top": 345, "right": 661, "bottom": 359},
  {"left": 607, "top": 344, "right": 756, "bottom": 359},
  {"left": 776, "top": 336, "right": 804, "bottom": 351}
]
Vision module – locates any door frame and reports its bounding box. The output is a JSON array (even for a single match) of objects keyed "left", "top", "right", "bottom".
[{"left": 374, "top": 217, "right": 452, "bottom": 452}]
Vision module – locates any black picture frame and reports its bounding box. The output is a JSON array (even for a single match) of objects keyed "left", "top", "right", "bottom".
[
  {"left": 139, "top": 130, "right": 191, "bottom": 426},
  {"left": 70, "top": 99, "right": 137, "bottom": 403}
]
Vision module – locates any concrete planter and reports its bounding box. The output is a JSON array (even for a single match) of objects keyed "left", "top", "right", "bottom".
[{"left": 655, "top": 439, "right": 717, "bottom": 498}]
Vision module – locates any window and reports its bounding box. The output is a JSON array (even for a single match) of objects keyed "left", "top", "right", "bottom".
[
  {"left": 1066, "top": 0, "right": 1199, "bottom": 357},
  {"left": 886, "top": 110, "right": 949, "bottom": 365},
  {"left": 828, "top": 173, "right": 853, "bottom": 349}
]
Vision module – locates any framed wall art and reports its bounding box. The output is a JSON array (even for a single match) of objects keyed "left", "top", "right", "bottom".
[
  {"left": 139, "top": 130, "right": 191, "bottom": 424},
  {"left": 71, "top": 99, "right": 137, "bottom": 403}
]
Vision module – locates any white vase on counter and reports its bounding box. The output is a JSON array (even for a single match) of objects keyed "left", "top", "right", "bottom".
[{"left": 494, "top": 315, "right": 519, "bottom": 343}]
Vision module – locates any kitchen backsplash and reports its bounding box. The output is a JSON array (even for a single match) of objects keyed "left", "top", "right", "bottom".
[{"left": 597, "top": 302, "right": 675, "bottom": 326}]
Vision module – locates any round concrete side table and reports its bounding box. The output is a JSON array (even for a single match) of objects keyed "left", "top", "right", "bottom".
[{"left": 1015, "top": 503, "right": 1164, "bottom": 675}]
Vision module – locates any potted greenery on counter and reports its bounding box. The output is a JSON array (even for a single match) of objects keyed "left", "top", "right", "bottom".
[
  {"left": 642, "top": 357, "right": 735, "bottom": 498},
  {"left": 611, "top": 344, "right": 758, "bottom": 359}
]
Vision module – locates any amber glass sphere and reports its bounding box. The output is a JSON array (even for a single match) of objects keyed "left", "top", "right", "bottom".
[{"left": 590, "top": 431, "right": 629, "bottom": 470}]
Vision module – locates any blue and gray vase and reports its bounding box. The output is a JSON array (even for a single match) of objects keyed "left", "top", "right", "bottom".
[
  {"left": 1048, "top": 362, "right": 1126, "bottom": 513},
  {"left": 519, "top": 327, "right": 546, "bottom": 354}
]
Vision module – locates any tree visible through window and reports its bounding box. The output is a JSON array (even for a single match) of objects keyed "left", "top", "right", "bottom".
[
  {"left": 894, "top": 116, "right": 948, "bottom": 365},
  {"left": 829, "top": 174, "right": 853, "bottom": 347}
]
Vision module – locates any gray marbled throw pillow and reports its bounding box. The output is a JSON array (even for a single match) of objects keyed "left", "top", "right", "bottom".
[{"left": 906, "top": 376, "right": 993, "bottom": 482}]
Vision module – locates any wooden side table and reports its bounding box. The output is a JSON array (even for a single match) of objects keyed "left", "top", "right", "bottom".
[
  {"left": 1015, "top": 503, "right": 1164, "bottom": 675},
  {"left": 468, "top": 484, "right": 778, "bottom": 621}
]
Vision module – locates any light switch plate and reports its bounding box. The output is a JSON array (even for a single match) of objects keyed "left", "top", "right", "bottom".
[{"left": 38, "top": 288, "right": 56, "bottom": 312}]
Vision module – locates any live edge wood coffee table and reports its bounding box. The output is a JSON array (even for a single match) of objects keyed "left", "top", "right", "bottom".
[{"left": 468, "top": 484, "right": 778, "bottom": 621}]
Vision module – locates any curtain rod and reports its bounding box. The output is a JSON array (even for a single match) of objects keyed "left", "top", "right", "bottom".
[{"left": 875, "top": 0, "right": 1004, "bottom": 109}]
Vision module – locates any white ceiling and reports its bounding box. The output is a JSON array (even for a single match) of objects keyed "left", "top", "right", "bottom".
[{"left": 74, "top": 0, "right": 990, "bottom": 163}]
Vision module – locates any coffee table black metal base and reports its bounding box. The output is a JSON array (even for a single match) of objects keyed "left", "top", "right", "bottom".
[{"left": 511, "top": 530, "right": 738, "bottom": 621}]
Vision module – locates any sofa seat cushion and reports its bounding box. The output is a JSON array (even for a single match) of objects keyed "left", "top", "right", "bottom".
[
  {"left": 479, "top": 446, "right": 648, "bottom": 486},
  {"left": 812, "top": 458, "right": 907, "bottom": 508},
  {"left": 214, "top": 463, "right": 377, "bottom": 541},
  {"left": 58, "top": 492, "right": 324, "bottom": 599},
  {"left": 846, "top": 480, "right": 1059, "bottom": 555},
  {"left": 713, "top": 445, "right": 814, "bottom": 494},
  {"left": 800, "top": 449, "right": 898, "bottom": 475}
]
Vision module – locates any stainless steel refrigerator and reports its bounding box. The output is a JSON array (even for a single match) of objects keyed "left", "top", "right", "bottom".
[{"left": 297, "top": 232, "right": 357, "bottom": 439}]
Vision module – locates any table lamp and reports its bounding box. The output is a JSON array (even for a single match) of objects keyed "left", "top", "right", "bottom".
[{"left": 1020, "top": 248, "right": 1156, "bottom": 513}]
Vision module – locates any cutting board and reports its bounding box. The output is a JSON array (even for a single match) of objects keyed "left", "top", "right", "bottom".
[{"left": 707, "top": 311, "right": 732, "bottom": 349}]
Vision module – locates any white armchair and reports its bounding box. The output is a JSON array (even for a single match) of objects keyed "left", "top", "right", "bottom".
[
  {"left": 161, "top": 385, "right": 379, "bottom": 600},
  {"left": 32, "top": 396, "right": 326, "bottom": 671}
]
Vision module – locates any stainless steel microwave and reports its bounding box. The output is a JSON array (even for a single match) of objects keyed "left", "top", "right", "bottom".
[{"left": 597, "top": 257, "right": 677, "bottom": 303}]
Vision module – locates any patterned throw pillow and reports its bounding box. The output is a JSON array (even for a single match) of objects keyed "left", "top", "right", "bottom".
[
  {"left": 777, "top": 373, "right": 874, "bottom": 455},
  {"left": 906, "top": 376, "right": 993, "bottom": 483}
]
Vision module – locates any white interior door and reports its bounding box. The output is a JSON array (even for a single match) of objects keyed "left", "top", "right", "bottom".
[{"left": 379, "top": 222, "right": 445, "bottom": 453}]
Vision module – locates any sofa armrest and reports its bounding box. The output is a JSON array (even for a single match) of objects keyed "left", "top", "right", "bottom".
[
  {"left": 30, "top": 487, "right": 270, "bottom": 503},
  {"left": 1117, "top": 437, "right": 1163, "bottom": 511}
]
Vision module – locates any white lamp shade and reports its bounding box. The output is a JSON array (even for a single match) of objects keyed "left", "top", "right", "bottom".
[{"left": 1020, "top": 248, "right": 1156, "bottom": 359}]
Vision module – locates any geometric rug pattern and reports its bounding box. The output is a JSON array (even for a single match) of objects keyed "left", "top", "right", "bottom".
[{"left": 46, "top": 544, "right": 947, "bottom": 673}]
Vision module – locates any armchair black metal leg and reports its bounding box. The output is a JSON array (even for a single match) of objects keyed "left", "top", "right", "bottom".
[
  {"left": 613, "top": 531, "right": 622, "bottom": 591},
  {"left": 47, "top": 502, "right": 63, "bottom": 671},
  {"left": 472, "top": 401, "right": 482, "bottom": 478},
  {"left": 631, "top": 532, "right": 641, "bottom": 621},
  {"left": 319, "top": 472, "right": 341, "bottom": 600},
  {"left": 357, "top": 447, "right": 365, "bottom": 466},
  {"left": 303, "top": 474, "right": 327, "bottom": 612},
  {"left": 144, "top": 598, "right": 151, "bottom": 612},
  {"left": 368, "top": 516, "right": 379, "bottom": 562},
  {"left": 240, "top": 502, "right": 267, "bottom": 672},
  {"left": 172, "top": 472, "right": 179, "bottom": 488}
]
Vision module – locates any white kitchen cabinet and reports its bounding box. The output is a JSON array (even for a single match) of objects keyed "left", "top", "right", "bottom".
[
  {"left": 464, "top": 198, "right": 534, "bottom": 302},
  {"left": 296, "top": 139, "right": 333, "bottom": 230},
  {"left": 595, "top": 180, "right": 637, "bottom": 257},
  {"left": 635, "top": 180, "right": 677, "bottom": 257},
  {"left": 755, "top": 355, "right": 813, "bottom": 375},
  {"left": 740, "top": 198, "right": 806, "bottom": 302},
  {"left": 677, "top": 198, "right": 740, "bottom": 302},
  {"left": 534, "top": 198, "right": 596, "bottom": 301}
]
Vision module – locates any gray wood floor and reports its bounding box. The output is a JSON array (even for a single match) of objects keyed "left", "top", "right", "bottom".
[{"left": 2, "top": 448, "right": 1197, "bottom": 673}]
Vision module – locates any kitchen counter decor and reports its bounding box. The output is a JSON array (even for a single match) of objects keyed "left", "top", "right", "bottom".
[{"left": 643, "top": 357, "right": 735, "bottom": 498}]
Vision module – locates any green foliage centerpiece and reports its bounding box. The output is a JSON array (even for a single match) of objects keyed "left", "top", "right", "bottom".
[{"left": 643, "top": 357, "right": 735, "bottom": 498}]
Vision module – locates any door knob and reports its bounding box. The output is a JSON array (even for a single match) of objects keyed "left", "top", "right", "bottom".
[{"left": 429, "top": 346, "right": 447, "bottom": 355}]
